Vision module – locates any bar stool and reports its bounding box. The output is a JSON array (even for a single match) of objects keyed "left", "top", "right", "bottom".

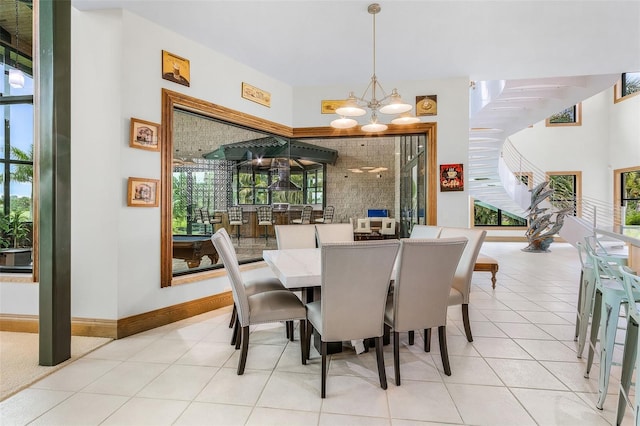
[
  {"left": 228, "top": 206, "right": 247, "bottom": 243},
  {"left": 314, "top": 206, "right": 334, "bottom": 224},
  {"left": 617, "top": 267, "right": 640, "bottom": 425},
  {"left": 257, "top": 206, "right": 273, "bottom": 242},
  {"left": 292, "top": 205, "right": 313, "bottom": 224}
]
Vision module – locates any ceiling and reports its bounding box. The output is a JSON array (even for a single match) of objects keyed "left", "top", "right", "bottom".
[{"left": 71, "top": 0, "right": 640, "bottom": 88}]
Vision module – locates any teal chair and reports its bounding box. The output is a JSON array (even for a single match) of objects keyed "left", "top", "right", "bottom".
[
  {"left": 584, "top": 245, "right": 636, "bottom": 410},
  {"left": 617, "top": 267, "right": 640, "bottom": 426}
]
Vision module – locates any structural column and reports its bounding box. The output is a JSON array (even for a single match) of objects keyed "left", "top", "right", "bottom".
[{"left": 38, "top": 0, "right": 71, "bottom": 366}]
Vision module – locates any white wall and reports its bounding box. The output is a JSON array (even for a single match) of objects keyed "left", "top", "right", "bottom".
[{"left": 509, "top": 88, "right": 640, "bottom": 205}]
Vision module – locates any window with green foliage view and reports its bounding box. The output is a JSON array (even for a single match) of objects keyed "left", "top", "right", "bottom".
[{"left": 622, "top": 170, "right": 640, "bottom": 225}]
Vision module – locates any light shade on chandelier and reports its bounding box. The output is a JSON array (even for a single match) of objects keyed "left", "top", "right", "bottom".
[{"left": 330, "top": 3, "right": 419, "bottom": 132}]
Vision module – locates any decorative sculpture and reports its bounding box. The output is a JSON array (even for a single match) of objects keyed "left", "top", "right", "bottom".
[{"left": 523, "top": 181, "right": 571, "bottom": 252}]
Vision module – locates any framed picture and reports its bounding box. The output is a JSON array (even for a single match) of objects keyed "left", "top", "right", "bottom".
[
  {"left": 440, "top": 163, "right": 464, "bottom": 192},
  {"left": 546, "top": 103, "right": 582, "bottom": 127},
  {"left": 416, "top": 95, "right": 438, "bottom": 116},
  {"left": 321, "top": 99, "right": 346, "bottom": 114},
  {"left": 162, "top": 50, "right": 190, "bottom": 87},
  {"left": 130, "top": 118, "right": 161, "bottom": 151},
  {"left": 127, "top": 177, "right": 160, "bottom": 207},
  {"left": 241, "top": 82, "right": 271, "bottom": 107}
]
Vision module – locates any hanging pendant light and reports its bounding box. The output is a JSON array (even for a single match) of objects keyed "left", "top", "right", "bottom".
[
  {"left": 330, "top": 3, "right": 416, "bottom": 132},
  {"left": 9, "top": 0, "right": 25, "bottom": 89}
]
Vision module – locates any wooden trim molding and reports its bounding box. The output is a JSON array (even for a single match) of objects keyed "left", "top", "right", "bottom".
[
  {"left": 161, "top": 90, "right": 440, "bottom": 286},
  {"left": 0, "top": 291, "right": 233, "bottom": 339}
]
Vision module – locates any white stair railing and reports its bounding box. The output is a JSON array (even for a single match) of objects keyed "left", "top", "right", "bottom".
[{"left": 501, "top": 138, "right": 618, "bottom": 232}]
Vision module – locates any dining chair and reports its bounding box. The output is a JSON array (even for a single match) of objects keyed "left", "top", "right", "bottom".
[
  {"left": 409, "top": 224, "right": 442, "bottom": 239},
  {"left": 305, "top": 240, "right": 400, "bottom": 398},
  {"left": 216, "top": 228, "right": 289, "bottom": 335},
  {"left": 212, "top": 229, "right": 307, "bottom": 374},
  {"left": 616, "top": 266, "right": 640, "bottom": 426},
  {"left": 584, "top": 245, "right": 637, "bottom": 410},
  {"left": 314, "top": 223, "right": 354, "bottom": 245},
  {"left": 315, "top": 206, "right": 335, "bottom": 224},
  {"left": 275, "top": 224, "right": 317, "bottom": 249},
  {"left": 385, "top": 237, "right": 467, "bottom": 385},
  {"left": 292, "top": 205, "right": 313, "bottom": 224},
  {"left": 439, "top": 227, "right": 486, "bottom": 342},
  {"left": 228, "top": 206, "right": 247, "bottom": 243},
  {"left": 257, "top": 206, "right": 274, "bottom": 242}
]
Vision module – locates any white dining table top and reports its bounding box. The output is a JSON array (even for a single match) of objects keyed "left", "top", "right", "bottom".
[{"left": 262, "top": 248, "right": 321, "bottom": 289}]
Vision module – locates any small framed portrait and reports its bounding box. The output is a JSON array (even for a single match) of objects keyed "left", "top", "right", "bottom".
[
  {"left": 162, "top": 50, "right": 191, "bottom": 87},
  {"left": 130, "top": 118, "right": 161, "bottom": 151},
  {"left": 440, "top": 163, "right": 464, "bottom": 192},
  {"left": 321, "top": 99, "right": 346, "bottom": 114},
  {"left": 127, "top": 177, "right": 160, "bottom": 207},
  {"left": 416, "top": 95, "right": 438, "bottom": 116}
]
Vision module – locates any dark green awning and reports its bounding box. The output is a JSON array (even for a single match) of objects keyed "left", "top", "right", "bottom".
[{"left": 203, "top": 136, "right": 338, "bottom": 165}]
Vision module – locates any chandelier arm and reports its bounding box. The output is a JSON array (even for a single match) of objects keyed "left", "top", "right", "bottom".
[{"left": 357, "top": 79, "right": 375, "bottom": 104}]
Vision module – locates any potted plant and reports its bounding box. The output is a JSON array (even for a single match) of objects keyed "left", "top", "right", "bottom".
[{"left": 0, "top": 210, "right": 32, "bottom": 266}]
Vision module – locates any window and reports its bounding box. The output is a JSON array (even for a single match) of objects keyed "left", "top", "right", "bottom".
[
  {"left": 473, "top": 201, "right": 527, "bottom": 227},
  {"left": 620, "top": 169, "right": 640, "bottom": 225},
  {"left": 305, "top": 170, "right": 323, "bottom": 204},
  {"left": 547, "top": 172, "right": 582, "bottom": 216},
  {"left": 545, "top": 103, "right": 582, "bottom": 127},
  {"left": 614, "top": 72, "right": 640, "bottom": 103},
  {"left": 1, "top": 43, "right": 34, "bottom": 273}
]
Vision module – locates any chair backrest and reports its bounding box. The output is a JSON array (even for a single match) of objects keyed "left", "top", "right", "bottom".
[
  {"left": 410, "top": 224, "right": 442, "bottom": 239},
  {"left": 323, "top": 206, "right": 335, "bottom": 223},
  {"left": 275, "top": 224, "right": 317, "bottom": 249},
  {"left": 320, "top": 240, "right": 400, "bottom": 342},
  {"left": 228, "top": 206, "right": 243, "bottom": 223},
  {"left": 315, "top": 223, "right": 355, "bottom": 245},
  {"left": 257, "top": 206, "right": 273, "bottom": 223},
  {"left": 211, "top": 229, "right": 250, "bottom": 326},
  {"left": 620, "top": 266, "right": 640, "bottom": 322},
  {"left": 391, "top": 237, "right": 467, "bottom": 332},
  {"left": 380, "top": 218, "right": 397, "bottom": 236},
  {"left": 438, "top": 227, "right": 487, "bottom": 302},
  {"left": 193, "top": 207, "right": 204, "bottom": 223},
  {"left": 300, "top": 205, "right": 313, "bottom": 224}
]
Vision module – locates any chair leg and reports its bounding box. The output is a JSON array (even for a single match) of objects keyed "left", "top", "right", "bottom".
[
  {"left": 306, "top": 323, "right": 314, "bottom": 360},
  {"left": 424, "top": 328, "right": 431, "bottom": 352},
  {"left": 299, "top": 320, "right": 307, "bottom": 365},
  {"left": 574, "top": 269, "right": 584, "bottom": 341},
  {"left": 585, "top": 289, "right": 603, "bottom": 378},
  {"left": 462, "top": 304, "right": 473, "bottom": 342},
  {"left": 438, "top": 326, "right": 451, "bottom": 376},
  {"left": 375, "top": 336, "right": 388, "bottom": 390},
  {"left": 321, "top": 341, "right": 327, "bottom": 398},
  {"left": 285, "top": 321, "right": 291, "bottom": 340},
  {"left": 596, "top": 295, "right": 624, "bottom": 410},
  {"left": 229, "top": 304, "right": 237, "bottom": 328},
  {"left": 617, "top": 319, "right": 638, "bottom": 425},
  {"left": 237, "top": 326, "right": 250, "bottom": 375},
  {"left": 408, "top": 330, "right": 414, "bottom": 345},
  {"left": 393, "top": 331, "right": 401, "bottom": 386},
  {"left": 231, "top": 318, "right": 239, "bottom": 347},
  {"left": 289, "top": 321, "right": 295, "bottom": 342}
]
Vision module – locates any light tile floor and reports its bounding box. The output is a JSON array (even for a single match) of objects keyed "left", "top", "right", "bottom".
[{"left": 1, "top": 242, "right": 636, "bottom": 425}]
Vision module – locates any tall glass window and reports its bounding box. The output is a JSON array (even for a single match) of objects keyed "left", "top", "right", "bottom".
[
  {"left": 622, "top": 170, "right": 640, "bottom": 225},
  {"left": 1, "top": 37, "right": 34, "bottom": 272}
]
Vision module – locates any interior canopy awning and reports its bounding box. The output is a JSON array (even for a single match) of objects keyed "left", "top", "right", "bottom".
[{"left": 203, "top": 136, "right": 338, "bottom": 166}]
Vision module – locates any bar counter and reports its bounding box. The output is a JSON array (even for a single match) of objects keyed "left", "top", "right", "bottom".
[{"left": 596, "top": 226, "right": 640, "bottom": 271}]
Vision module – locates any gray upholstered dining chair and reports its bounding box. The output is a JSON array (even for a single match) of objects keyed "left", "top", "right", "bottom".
[
  {"left": 314, "top": 223, "right": 354, "bottom": 245},
  {"left": 305, "top": 240, "right": 400, "bottom": 398},
  {"left": 439, "top": 227, "right": 487, "bottom": 342},
  {"left": 275, "top": 224, "right": 317, "bottom": 249},
  {"left": 384, "top": 237, "right": 467, "bottom": 385},
  {"left": 212, "top": 229, "right": 307, "bottom": 374},
  {"left": 409, "top": 224, "right": 442, "bottom": 238}
]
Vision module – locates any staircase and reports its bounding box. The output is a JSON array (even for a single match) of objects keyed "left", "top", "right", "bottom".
[{"left": 468, "top": 74, "right": 620, "bottom": 217}]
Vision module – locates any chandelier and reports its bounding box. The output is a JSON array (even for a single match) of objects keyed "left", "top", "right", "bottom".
[{"left": 331, "top": 3, "right": 419, "bottom": 132}]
